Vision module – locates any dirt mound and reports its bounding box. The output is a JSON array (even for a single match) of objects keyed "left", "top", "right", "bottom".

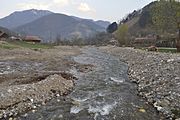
[{"left": 0, "top": 73, "right": 75, "bottom": 119}]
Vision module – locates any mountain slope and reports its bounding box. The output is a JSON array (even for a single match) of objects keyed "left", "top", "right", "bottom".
[
  {"left": 119, "top": 1, "right": 177, "bottom": 36},
  {"left": 95, "top": 20, "right": 110, "bottom": 29},
  {"left": 14, "top": 13, "right": 105, "bottom": 42},
  {"left": 0, "top": 26, "right": 18, "bottom": 37},
  {"left": 0, "top": 9, "right": 52, "bottom": 29},
  {"left": 71, "top": 16, "right": 110, "bottom": 28}
]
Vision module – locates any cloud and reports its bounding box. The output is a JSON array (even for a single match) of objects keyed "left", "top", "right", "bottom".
[
  {"left": 17, "top": 2, "right": 50, "bottom": 10},
  {"left": 17, "top": 0, "right": 69, "bottom": 10},
  {"left": 53, "top": 0, "right": 69, "bottom": 6},
  {"left": 78, "top": 3, "right": 95, "bottom": 13}
]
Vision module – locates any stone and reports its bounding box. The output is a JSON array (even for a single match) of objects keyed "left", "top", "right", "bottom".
[
  {"left": 32, "top": 105, "right": 37, "bottom": 109},
  {"left": 167, "top": 59, "right": 174, "bottom": 63},
  {"left": 30, "top": 98, "right": 34, "bottom": 103},
  {"left": 9, "top": 117, "right": 13, "bottom": 120},
  {"left": 56, "top": 94, "right": 60, "bottom": 97},
  {"left": 58, "top": 114, "right": 63, "bottom": 118},
  {"left": 0, "top": 113, "right": 3, "bottom": 118},
  {"left": 139, "top": 108, "right": 146, "bottom": 113},
  {"left": 32, "top": 110, "right": 36, "bottom": 113}
]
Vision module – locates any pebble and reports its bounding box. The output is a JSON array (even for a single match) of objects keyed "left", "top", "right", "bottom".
[
  {"left": 22, "top": 113, "right": 28, "bottom": 117},
  {"left": 0, "top": 113, "right": 3, "bottom": 118},
  {"left": 58, "top": 114, "right": 63, "bottom": 118},
  {"left": 32, "top": 105, "right": 37, "bottom": 109},
  {"left": 42, "top": 102, "right": 46, "bottom": 105},
  {"left": 32, "top": 110, "right": 36, "bottom": 113},
  {"left": 9, "top": 112, "right": 13, "bottom": 117},
  {"left": 56, "top": 94, "right": 60, "bottom": 97},
  {"left": 167, "top": 59, "right": 174, "bottom": 62},
  {"left": 30, "top": 98, "right": 34, "bottom": 103},
  {"left": 139, "top": 108, "right": 146, "bottom": 113},
  {"left": 9, "top": 117, "right": 13, "bottom": 120}
]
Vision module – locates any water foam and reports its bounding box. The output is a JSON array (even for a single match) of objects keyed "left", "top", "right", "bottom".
[
  {"left": 109, "top": 77, "right": 125, "bottom": 83},
  {"left": 70, "top": 106, "right": 83, "bottom": 114},
  {"left": 88, "top": 102, "right": 117, "bottom": 116}
]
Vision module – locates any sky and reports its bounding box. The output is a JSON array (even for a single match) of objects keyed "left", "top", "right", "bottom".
[{"left": 0, "top": 0, "right": 154, "bottom": 22}]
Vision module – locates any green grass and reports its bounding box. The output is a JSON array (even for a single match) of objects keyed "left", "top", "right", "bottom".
[
  {"left": 0, "top": 42, "right": 18, "bottom": 49},
  {"left": 171, "top": 109, "right": 180, "bottom": 119},
  {"left": 136, "top": 47, "right": 178, "bottom": 53},
  {"left": 157, "top": 47, "right": 177, "bottom": 53},
  {"left": 0, "top": 40, "right": 53, "bottom": 50}
]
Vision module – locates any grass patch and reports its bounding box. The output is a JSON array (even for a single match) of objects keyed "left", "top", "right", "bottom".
[
  {"left": 0, "top": 41, "right": 18, "bottom": 49},
  {"left": 12, "top": 41, "right": 53, "bottom": 49},
  {"left": 0, "top": 40, "right": 53, "bottom": 49},
  {"left": 171, "top": 109, "right": 180, "bottom": 119},
  {"left": 136, "top": 47, "right": 177, "bottom": 53},
  {"left": 158, "top": 47, "right": 177, "bottom": 53}
]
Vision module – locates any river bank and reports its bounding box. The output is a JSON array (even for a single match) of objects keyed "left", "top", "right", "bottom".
[
  {"left": 0, "top": 46, "right": 82, "bottom": 119},
  {"left": 100, "top": 46, "right": 180, "bottom": 119}
]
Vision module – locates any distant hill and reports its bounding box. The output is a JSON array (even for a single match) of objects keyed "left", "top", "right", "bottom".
[
  {"left": 95, "top": 20, "right": 110, "bottom": 29},
  {"left": 0, "top": 9, "right": 52, "bottom": 29},
  {"left": 71, "top": 16, "right": 110, "bottom": 28},
  {"left": 14, "top": 13, "right": 106, "bottom": 42},
  {"left": 0, "top": 9, "right": 109, "bottom": 42}
]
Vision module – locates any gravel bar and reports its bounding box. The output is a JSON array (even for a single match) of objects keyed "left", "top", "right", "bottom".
[{"left": 100, "top": 46, "right": 180, "bottom": 119}]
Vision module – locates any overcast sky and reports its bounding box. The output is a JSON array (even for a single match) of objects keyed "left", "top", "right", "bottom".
[{"left": 0, "top": 0, "right": 154, "bottom": 22}]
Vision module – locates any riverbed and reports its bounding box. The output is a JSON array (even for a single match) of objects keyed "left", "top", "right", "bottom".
[{"left": 17, "top": 47, "right": 162, "bottom": 120}]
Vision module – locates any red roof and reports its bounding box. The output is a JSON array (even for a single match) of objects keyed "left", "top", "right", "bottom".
[
  {"left": 25, "top": 36, "right": 42, "bottom": 41},
  {"left": 24, "top": 36, "right": 42, "bottom": 42},
  {"left": 134, "top": 37, "right": 156, "bottom": 44}
]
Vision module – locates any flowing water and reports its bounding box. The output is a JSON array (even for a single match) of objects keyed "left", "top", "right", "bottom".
[{"left": 18, "top": 47, "right": 161, "bottom": 120}]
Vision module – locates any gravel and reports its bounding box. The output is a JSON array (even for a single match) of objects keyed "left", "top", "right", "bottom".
[
  {"left": 100, "top": 46, "right": 180, "bottom": 119},
  {"left": 0, "top": 74, "right": 75, "bottom": 119}
]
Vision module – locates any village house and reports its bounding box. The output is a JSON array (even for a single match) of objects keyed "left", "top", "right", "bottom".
[
  {"left": 10, "top": 36, "right": 22, "bottom": 41},
  {"left": 133, "top": 35, "right": 157, "bottom": 47},
  {"left": 0, "top": 30, "right": 9, "bottom": 40},
  {"left": 23, "top": 36, "right": 42, "bottom": 43},
  {"left": 156, "top": 34, "right": 177, "bottom": 48}
]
